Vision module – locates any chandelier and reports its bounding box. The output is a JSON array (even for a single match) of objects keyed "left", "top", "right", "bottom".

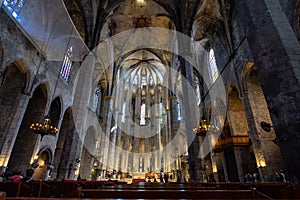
[
  {"left": 30, "top": 117, "right": 58, "bottom": 140},
  {"left": 193, "top": 119, "right": 219, "bottom": 137}
]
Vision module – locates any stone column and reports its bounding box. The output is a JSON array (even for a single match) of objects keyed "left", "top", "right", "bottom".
[
  {"left": 242, "top": 93, "right": 283, "bottom": 182},
  {"left": 233, "top": 147, "right": 247, "bottom": 182},
  {"left": 235, "top": 0, "right": 300, "bottom": 181},
  {"left": 100, "top": 96, "right": 113, "bottom": 176},
  {"left": 169, "top": 96, "right": 180, "bottom": 172},
  {"left": 0, "top": 93, "right": 29, "bottom": 168},
  {"left": 221, "top": 152, "right": 229, "bottom": 182}
]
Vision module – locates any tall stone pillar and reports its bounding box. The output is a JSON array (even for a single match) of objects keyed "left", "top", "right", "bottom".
[
  {"left": 0, "top": 94, "right": 29, "bottom": 168},
  {"left": 221, "top": 152, "right": 229, "bottom": 182},
  {"left": 235, "top": 0, "right": 300, "bottom": 182},
  {"left": 100, "top": 96, "right": 113, "bottom": 176},
  {"left": 179, "top": 54, "right": 201, "bottom": 182},
  {"left": 242, "top": 93, "right": 283, "bottom": 182}
]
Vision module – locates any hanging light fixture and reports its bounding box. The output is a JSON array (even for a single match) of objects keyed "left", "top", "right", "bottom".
[
  {"left": 193, "top": 118, "right": 219, "bottom": 137},
  {"left": 30, "top": 117, "right": 58, "bottom": 140}
]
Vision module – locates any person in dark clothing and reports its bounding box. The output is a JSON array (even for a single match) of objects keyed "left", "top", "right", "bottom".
[
  {"left": 164, "top": 173, "right": 169, "bottom": 183},
  {"left": 22, "top": 168, "right": 35, "bottom": 183}
]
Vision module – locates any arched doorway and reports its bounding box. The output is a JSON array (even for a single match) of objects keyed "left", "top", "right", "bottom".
[
  {"left": 80, "top": 126, "right": 96, "bottom": 180},
  {"left": 7, "top": 84, "right": 48, "bottom": 175},
  {"left": 32, "top": 149, "right": 51, "bottom": 180}
]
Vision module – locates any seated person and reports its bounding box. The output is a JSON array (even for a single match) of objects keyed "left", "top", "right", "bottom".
[
  {"left": 22, "top": 168, "right": 35, "bottom": 183},
  {"left": 9, "top": 169, "right": 23, "bottom": 183}
]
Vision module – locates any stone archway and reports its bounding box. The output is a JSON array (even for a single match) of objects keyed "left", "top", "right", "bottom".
[
  {"left": 33, "top": 149, "right": 51, "bottom": 181},
  {"left": 79, "top": 126, "right": 96, "bottom": 180},
  {"left": 227, "top": 86, "right": 248, "bottom": 136},
  {"left": 244, "top": 65, "right": 285, "bottom": 181},
  {"left": 48, "top": 97, "right": 61, "bottom": 127},
  {"left": 7, "top": 84, "right": 48, "bottom": 175},
  {"left": 0, "top": 63, "right": 27, "bottom": 168},
  {"left": 227, "top": 85, "right": 255, "bottom": 182}
]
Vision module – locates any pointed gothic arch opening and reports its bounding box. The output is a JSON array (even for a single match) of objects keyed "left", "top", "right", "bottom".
[
  {"left": 0, "top": 62, "right": 27, "bottom": 165},
  {"left": 7, "top": 83, "right": 48, "bottom": 175},
  {"left": 226, "top": 85, "right": 256, "bottom": 182},
  {"left": 33, "top": 148, "right": 52, "bottom": 180},
  {"left": 48, "top": 97, "right": 62, "bottom": 128}
]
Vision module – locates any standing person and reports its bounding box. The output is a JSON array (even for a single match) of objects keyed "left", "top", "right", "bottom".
[
  {"left": 22, "top": 168, "right": 35, "bottom": 183},
  {"left": 253, "top": 173, "right": 260, "bottom": 182},
  {"left": 164, "top": 173, "right": 169, "bottom": 183},
  {"left": 159, "top": 170, "right": 164, "bottom": 183},
  {"left": 279, "top": 170, "right": 287, "bottom": 182},
  {"left": 244, "top": 173, "right": 252, "bottom": 182}
]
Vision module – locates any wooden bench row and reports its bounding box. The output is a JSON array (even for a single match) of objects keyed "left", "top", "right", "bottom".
[
  {"left": 80, "top": 189, "right": 255, "bottom": 199},
  {"left": 1, "top": 181, "right": 299, "bottom": 199},
  {"left": 0, "top": 181, "right": 81, "bottom": 198}
]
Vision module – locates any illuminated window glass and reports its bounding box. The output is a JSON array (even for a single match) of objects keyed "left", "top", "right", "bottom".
[
  {"left": 4, "top": 0, "right": 26, "bottom": 20},
  {"left": 122, "top": 103, "right": 126, "bottom": 123},
  {"left": 133, "top": 76, "right": 139, "bottom": 85},
  {"left": 60, "top": 46, "right": 73, "bottom": 81},
  {"left": 177, "top": 101, "right": 182, "bottom": 121},
  {"left": 194, "top": 77, "right": 201, "bottom": 105},
  {"left": 141, "top": 76, "right": 146, "bottom": 86},
  {"left": 140, "top": 103, "right": 146, "bottom": 125},
  {"left": 159, "top": 102, "right": 163, "bottom": 124},
  {"left": 208, "top": 49, "right": 219, "bottom": 83},
  {"left": 94, "top": 88, "right": 99, "bottom": 112},
  {"left": 149, "top": 76, "right": 154, "bottom": 86}
]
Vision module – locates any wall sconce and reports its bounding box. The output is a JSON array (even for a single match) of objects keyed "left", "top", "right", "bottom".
[
  {"left": 260, "top": 121, "right": 273, "bottom": 132},
  {"left": 260, "top": 121, "right": 289, "bottom": 145}
]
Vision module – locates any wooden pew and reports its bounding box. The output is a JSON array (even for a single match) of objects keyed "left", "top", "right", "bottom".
[
  {"left": 81, "top": 188, "right": 254, "bottom": 199},
  {"left": 0, "top": 192, "right": 6, "bottom": 200}
]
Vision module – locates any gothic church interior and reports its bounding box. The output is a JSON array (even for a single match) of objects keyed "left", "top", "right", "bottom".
[{"left": 0, "top": 0, "right": 300, "bottom": 184}]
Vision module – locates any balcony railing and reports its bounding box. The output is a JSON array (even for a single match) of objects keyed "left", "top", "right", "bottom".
[{"left": 213, "top": 136, "right": 250, "bottom": 152}]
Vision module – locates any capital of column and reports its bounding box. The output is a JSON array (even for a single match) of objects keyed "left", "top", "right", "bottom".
[
  {"left": 169, "top": 96, "right": 177, "bottom": 100},
  {"left": 104, "top": 96, "right": 113, "bottom": 100}
]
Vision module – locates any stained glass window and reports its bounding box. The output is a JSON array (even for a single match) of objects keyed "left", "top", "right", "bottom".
[
  {"left": 159, "top": 102, "right": 163, "bottom": 124},
  {"left": 177, "top": 101, "right": 182, "bottom": 121},
  {"left": 3, "top": 0, "right": 26, "bottom": 20},
  {"left": 121, "top": 103, "right": 126, "bottom": 123},
  {"left": 208, "top": 49, "right": 219, "bottom": 83},
  {"left": 140, "top": 103, "right": 146, "bottom": 125},
  {"left": 133, "top": 76, "right": 139, "bottom": 85},
  {"left": 141, "top": 76, "right": 146, "bottom": 86},
  {"left": 60, "top": 46, "right": 73, "bottom": 81},
  {"left": 194, "top": 77, "right": 201, "bottom": 105},
  {"left": 94, "top": 88, "right": 99, "bottom": 112}
]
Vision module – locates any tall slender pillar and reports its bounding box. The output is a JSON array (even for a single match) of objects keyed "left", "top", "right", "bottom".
[{"left": 100, "top": 96, "right": 113, "bottom": 176}]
